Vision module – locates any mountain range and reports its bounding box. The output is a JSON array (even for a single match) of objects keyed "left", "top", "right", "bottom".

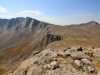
[{"left": 0, "top": 17, "right": 100, "bottom": 74}]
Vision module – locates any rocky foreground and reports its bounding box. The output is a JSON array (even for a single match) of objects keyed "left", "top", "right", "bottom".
[{"left": 3, "top": 47, "right": 100, "bottom": 75}]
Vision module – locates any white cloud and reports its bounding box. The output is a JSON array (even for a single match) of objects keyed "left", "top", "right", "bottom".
[
  {"left": 18, "top": 11, "right": 43, "bottom": 17},
  {"left": 0, "top": 15, "right": 13, "bottom": 19},
  {"left": 0, "top": 6, "right": 7, "bottom": 13}
]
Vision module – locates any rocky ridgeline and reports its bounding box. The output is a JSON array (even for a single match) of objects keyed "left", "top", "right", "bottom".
[{"left": 2, "top": 47, "right": 100, "bottom": 75}]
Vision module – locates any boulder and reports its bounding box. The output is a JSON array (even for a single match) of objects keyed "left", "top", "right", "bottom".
[
  {"left": 71, "top": 52, "right": 86, "bottom": 60},
  {"left": 50, "top": 61, "right": 60, "bottom": 70},
  {"left": 57, "top": 51, "right": 66, "bottom": 57},
  {"left": 65, "top": 50, "right": 71, "bottom": 57},
  {"left": 81, "top": 58, "right": 92, "bottom": 66},
  {"left": 44, "top": 64, "right": 51, "bottom": 70},
  {"left": 87, "top": 66, "right": 95, "bottom": 73},
  {"left": 74, "top": 60, "right": 83, "bottom": 68}
]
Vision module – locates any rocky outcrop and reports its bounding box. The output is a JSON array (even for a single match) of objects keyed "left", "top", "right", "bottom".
[
  {"left": 3, "top": 47, "right": 100, "bottom": 75},
  {"left": 41, "top": 33, "right": 62, "bottom": 45},
  {"left": 34, "top": 33, "right": 63, "bottom": 51}
]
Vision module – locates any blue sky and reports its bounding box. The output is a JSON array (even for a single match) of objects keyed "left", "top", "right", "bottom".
[{"left": 0, "top": 0, "right": 100, "bottom": 25}]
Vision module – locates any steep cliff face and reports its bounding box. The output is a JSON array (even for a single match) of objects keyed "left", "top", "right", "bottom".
[{"left": 0, "top": 17, "right": 100, "bottom": 74}]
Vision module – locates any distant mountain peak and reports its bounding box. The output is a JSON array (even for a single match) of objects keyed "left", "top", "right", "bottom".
[{"left": 87, "top": 21, "right": 99, "bottom": 25}]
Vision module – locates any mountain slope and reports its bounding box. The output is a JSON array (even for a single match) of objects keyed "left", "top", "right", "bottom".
[{"left": 0, "top": 17, "right": 53, "bottom": 74}]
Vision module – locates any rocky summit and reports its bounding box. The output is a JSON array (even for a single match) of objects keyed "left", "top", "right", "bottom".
[
  {"left": 0, "top": 17, "right": 100, "bottom": 75},
  {"left": 2, "top": 48, "right": 100, "bottom": 75}
]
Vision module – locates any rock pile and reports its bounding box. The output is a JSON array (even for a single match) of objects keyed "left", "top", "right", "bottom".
[{"left": 3, "top": 47, "right": 100, "bottom": 75}]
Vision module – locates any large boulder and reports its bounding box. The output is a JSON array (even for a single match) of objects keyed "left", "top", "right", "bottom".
[
  {"left": 57, "top": 51, "right": 66, "bottom": 57},
  {"left": 44, "top": 64, "right": 51, "bottom": 70},
  {"left": 87, "top": 66, "right": 95, "bottom": 73},
  {"left": 44, "top": 61, "right": 60, "bottom": 70},
  {"left": 74, "top": 60, "right": 83, "bottom": 68},
  {"left": 81, "top": 58, "right": 92, "bottom": 66},
  {"left": 71, "top": 52, "right": 87, "bottom": 60},
  {"left": 50, "top": 61, "right": 60, "bottom": 70},
  {"left": 64, "top": 50, "right": 71, "bottom": 57}
]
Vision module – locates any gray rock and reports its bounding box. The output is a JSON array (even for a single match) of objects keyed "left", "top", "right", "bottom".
[
  {"left": 50, "top": 61, "right": 60, "bottom": 70},
  {"left": 81, "top": 58, "right": 92, "bottom": 66},
  {"left": 44, "top": 64, "right": 52, "bottom": 70},
  {"left": 71, "top": 52, "right": 86, "bottom": 60},
  {"left": 44, "top": 61, "right": 60, "bottom": 70},
  {"left": 74, "top": 60, "right": 83, "bottom": 68},
  {"left": 57, "top": 51, "right": 66, "bottom": 57},
  {"left": 64, "top": 50, "right": 71, "bottom": 57},
  {"left": 87, "top": 66, "right": 95, "bottom": 73}
]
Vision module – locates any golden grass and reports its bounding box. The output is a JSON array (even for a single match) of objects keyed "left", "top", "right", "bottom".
[
  {"left": 94, "top": 62, "right": 100, "bottom": 68},
  {"left": 0, "top": 42, "right": 30, "bottom": 61}
]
